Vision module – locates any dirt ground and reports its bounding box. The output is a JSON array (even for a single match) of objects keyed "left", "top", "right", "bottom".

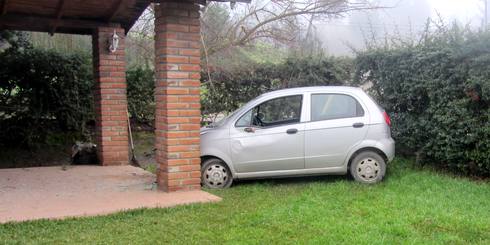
[
  {"left": 132, "top": 131, "right": 157, "bottom": 171},
  {"left": 0, "top": 131, "right": 157, "bottom": 171}
]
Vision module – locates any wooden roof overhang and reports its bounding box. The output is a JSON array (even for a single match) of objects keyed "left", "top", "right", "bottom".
[{"left": 0, "top": 0, "right": 250, "bottom": 35}]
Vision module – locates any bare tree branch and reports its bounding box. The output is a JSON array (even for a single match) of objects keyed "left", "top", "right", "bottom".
[
  {"left": 201, "top": 0, "right": 383, "bottom": 56},
  {"left": 126, "top": 1, "right": 383, "bottom": 67}
]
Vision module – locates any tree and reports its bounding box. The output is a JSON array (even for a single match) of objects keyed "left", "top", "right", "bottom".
[
  {"left": 201, "top": 0, "right": 380, "bottom": 56},
  {"left": 0, "top": 30, "right": 31, "bottom": 52},
  {"left": 127, "top": 7, "right": 155, "bottom": 68},
  {"left": 126, "top": 1, "right": 380, "bottom": 67}
]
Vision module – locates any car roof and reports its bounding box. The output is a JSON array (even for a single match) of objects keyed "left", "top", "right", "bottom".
[{"left": 259, "top": 86, "right": 364, "bottom": 98}]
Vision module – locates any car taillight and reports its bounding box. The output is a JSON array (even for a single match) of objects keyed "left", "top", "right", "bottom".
[{"left": 383, "top": 111, "right": 391, "bottom": 127}]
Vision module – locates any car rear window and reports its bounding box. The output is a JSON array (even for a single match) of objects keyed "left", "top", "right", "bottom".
[{"left": 311, "top": 94, "right": 364, "bottom": 121}]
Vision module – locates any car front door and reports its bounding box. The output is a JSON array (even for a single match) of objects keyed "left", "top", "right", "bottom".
[
  {"left": 230, "top": 95, "right": 305, "bottom": 173},
  {"left": 304, "top": 93, "right": 369, "bottom": 169}
]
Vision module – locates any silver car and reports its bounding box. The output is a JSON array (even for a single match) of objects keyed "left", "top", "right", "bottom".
[{"left": 200, "top": 86, "right": 395, "bottom": 188}]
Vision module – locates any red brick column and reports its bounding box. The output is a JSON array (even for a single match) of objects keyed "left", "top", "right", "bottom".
[
  {"left": 92, "top": 27, "right": 129, "bottom": 166},
  {"left": 154, "top": 1, "right": 201, "bottom": 191}
]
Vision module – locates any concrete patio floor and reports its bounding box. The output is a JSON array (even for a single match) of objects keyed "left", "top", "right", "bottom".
[{"left": 0, "top": 165, "right": 220, "bottom": 223}]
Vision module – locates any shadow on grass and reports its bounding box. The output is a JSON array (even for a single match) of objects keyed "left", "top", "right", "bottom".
[
  {"left": 230, "top": 158, "right": 411, "bottom": 188},
  {"left": 232, "top": 174, "right": 349, "bottom": 187}
]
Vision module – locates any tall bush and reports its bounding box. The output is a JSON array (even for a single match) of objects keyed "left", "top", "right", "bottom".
[
  {"left": 126, "top": 67, "right": 155, "bottom": 123},
  {"left": 0, "top": 31, "right": 94, "bottom": 147},
  {"left": 355, "top": 25, "right": 490, "bottom": 176},
  {"left": 201, "top": 57, "right": 352, "bottom": 117},
  {"left": 123, "top": 57, "right": 353, "bottom": 124}
]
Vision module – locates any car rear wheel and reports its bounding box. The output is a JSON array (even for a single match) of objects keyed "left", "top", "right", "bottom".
[
  {"left": 350, "top": 151, "right": 386, "bottom": 184},
  {"left": 201, "top": 158, "right": 233, "bottom": 189}
]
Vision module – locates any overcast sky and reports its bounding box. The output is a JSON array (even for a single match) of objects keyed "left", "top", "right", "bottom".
[{"left": 317, "top": 0, "right": 486, "bottom": 55}]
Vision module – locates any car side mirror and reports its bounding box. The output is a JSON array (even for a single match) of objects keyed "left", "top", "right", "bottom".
[{"left": 244, "top": 127, "right": 255, "bottom": 133}]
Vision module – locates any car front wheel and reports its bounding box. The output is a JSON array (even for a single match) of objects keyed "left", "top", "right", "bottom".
[
  {"left": 350, "top": 151, "right": 386, "bottom": 184},
  {"left": 201, "top": 158, "right": 233, "bottom": 189}
]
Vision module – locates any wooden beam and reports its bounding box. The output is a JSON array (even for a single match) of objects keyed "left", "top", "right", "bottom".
[
  {"left": 1, "top": 0, "right": 9, "bottom": 16},
  {"left": 106, "top": 0, "right": 125, "bottom": 22},
  {"left": 0, "top": 14, "right": 121, "bottom": 35},
  {"left": 50, "top": 0, "right": 67, "bottom": 35}
]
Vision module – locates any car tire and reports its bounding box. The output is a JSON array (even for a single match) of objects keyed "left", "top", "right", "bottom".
[
  {"left": 201, "top": 158, "right": 233, "bottom": 189},
  {"left": 349, "top": 151, "right": 386, "bottom": 184}
]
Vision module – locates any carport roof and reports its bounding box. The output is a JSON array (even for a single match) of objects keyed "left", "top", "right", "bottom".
[{"left": 0, "top": 0, "right": 250, "bottom": 35}]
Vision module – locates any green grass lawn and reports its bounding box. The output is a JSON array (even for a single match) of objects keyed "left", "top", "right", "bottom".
[{"left": 1, "top": 158, "right": 489, "bottom": 244}]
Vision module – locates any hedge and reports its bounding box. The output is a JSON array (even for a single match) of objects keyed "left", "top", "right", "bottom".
[
  {"left": 124, "top": 57, "right": 353, "bottom": 123},
  {"left": 355, "top": 26, "right": 490, "bottom": 176},
  {"left": 0, "top": 39, "right": 94, "bottom": 147},
  {"left": 201, "top": 57, "right": 352, "bottom": 117}
]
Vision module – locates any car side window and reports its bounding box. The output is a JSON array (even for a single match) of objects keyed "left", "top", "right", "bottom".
[
  {"left": 236, "top": 95, "right": 303, "bottom": 127},
  {"left": 235, "top": 109, "right": 253, "bottom": 127},
  {"left": 311, "top": 94, "right": 364, "bottom": 121}
]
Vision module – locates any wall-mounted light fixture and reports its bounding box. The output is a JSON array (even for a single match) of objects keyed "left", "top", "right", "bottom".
[{"left": 108, "top": 30, "right": 120, "bottom": 53}]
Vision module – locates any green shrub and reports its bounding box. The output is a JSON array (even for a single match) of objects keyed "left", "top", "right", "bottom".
[
  {"left": 0, "top": 37, "right": 94, "bottom": 147},
  {"left": 355, "top": 25, "right": 490, "bottom": 176},
  {"left": 123, "top": 57, "right": 353, "bottom": 124},
  {"left": 127, "top": 67, "right": 155, "bottom": 123},
  {"left": 201, "top": 57, "right": 352, "bottom": 117}
]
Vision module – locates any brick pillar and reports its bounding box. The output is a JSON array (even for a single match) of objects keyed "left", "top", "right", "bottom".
[
  {"left": 93, "top": 27, "right": 129, "bottom": 166},
  {"left": 154, "top": 1, "right": 201, "bottom": 191}
]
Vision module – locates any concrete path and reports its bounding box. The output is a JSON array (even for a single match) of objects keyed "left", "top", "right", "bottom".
[{"left": 0, "top": 165, "right": 220, "bottom": 223}]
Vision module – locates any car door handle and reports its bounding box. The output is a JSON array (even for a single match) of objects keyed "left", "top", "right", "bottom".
[
  {"left": 286, "top": 128, "right": 298, "bottom": 134},
  {"left": 353, "top": 122, "right": 364, "bottom": 128}
]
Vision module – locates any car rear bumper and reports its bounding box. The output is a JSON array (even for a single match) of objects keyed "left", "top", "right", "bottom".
[{"left": 380, "top": 137, "right": 395, "bottom": 161}]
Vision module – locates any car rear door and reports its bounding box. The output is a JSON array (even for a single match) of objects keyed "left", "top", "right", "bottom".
[
  {"left": 230, "top": 94, "right": 306, "bottom": 173},
  {"left": 304, "top": 93, "right": 369, "bottom": 169}
]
